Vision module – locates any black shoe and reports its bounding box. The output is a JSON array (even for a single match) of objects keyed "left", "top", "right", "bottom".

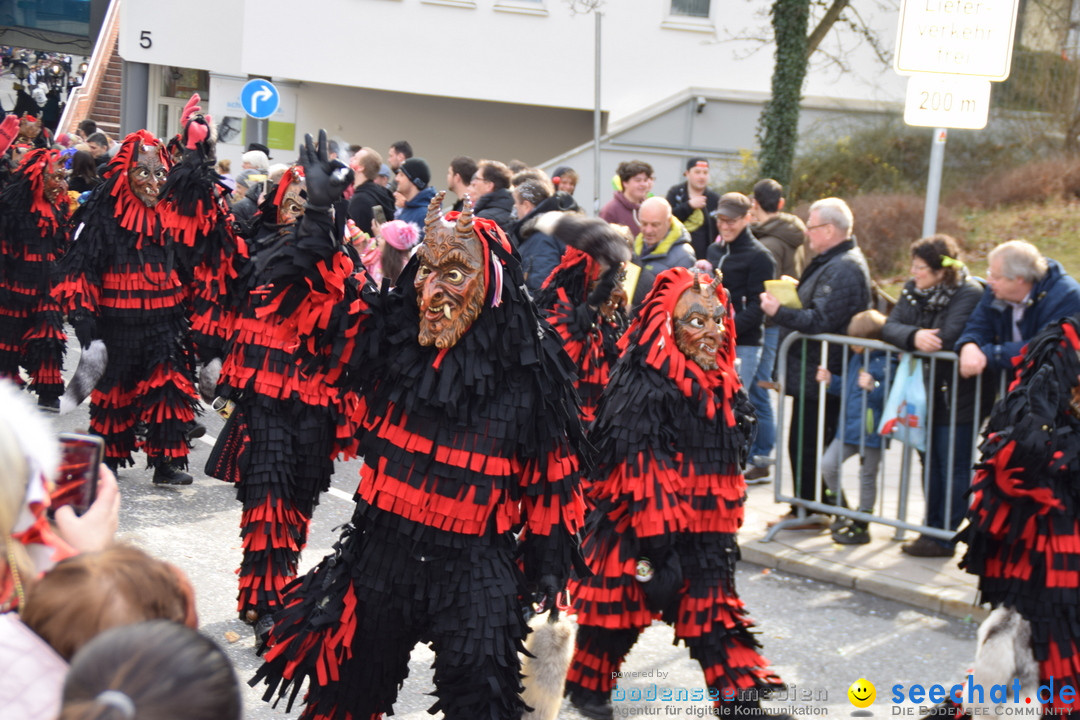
[
  {"left": 832, "top": 521, "right": 870, "bottom": 545},
  {"left": 254, "top": 613, "right": 275, "bottom": 645},
  {"left": 901, "top": 535, "right": 954, "bottom": 557},
  {"left": 104, "top": 459, "right": 120, "bottom": 476},
  {"left": 184, "top": 422, "right": 206, "bottom": 442},
  {"left": 37, "top": 396, "right": 60, "bottom": 413},
  {"left": 153, "top": 462, "right": 193, "bottom": 485},
  {"left": 744, "top": 465, "right": 771, "bottom": 485},
  {"left": 568, "top": 691, "right": 613, "bottom": 720}
]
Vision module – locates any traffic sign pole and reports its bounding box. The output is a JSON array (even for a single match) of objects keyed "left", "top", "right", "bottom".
[
  {"left": 923, "top": 129, "right": 947, "bottom": 237},
  {"left": 893, "top": 0, "right": 1020, "bottom": 239}
]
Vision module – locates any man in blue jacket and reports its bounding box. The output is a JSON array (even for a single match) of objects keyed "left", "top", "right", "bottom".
[
  {"left": 957, "top": 240, "right": 1080, "bottom": 378},
  {"left": 394, "top": 157, "right": 437, "bottom": 240}
]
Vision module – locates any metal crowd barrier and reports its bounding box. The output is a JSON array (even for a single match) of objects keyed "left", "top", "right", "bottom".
[{"left": 762, "top": 331, "right": 1004, "bottom": 543}]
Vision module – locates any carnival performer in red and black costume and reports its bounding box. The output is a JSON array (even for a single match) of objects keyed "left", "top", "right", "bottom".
[
  {"left": 0, "top": 147, "right": 69, "bottom": 410},
  {"left": 250, "top": 132, "right": 587, "bottom": 720},
  {"left": 52, "top": 130, "right": 200, "bottom": 485},
  {"left": 159, "top": 94, "right": 249, "bottom": 367},
  {"left": 565, "top": 267, "right": 785, "bottom": 720},
  {"left": 532, "top": 215, "right": 630, "bottom": 427},
  {"left": 954, "top": 315, "right": 1080, "bottom": 717},
  {"left": 205, "top": 162, "right": 355, "bottom": 637}
]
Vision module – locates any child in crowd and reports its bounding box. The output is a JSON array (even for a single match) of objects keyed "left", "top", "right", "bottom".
[{"left": 815, "top": 310, "right": 891, "bottom": 545}]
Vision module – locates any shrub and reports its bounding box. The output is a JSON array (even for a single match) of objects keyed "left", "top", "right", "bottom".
[{"left": 947, "top": 157, "right": 1080, "bottom": 208}]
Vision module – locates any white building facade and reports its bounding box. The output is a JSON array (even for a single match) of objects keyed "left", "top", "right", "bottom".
[{"left": 120, "top": 0, "right": 905, "bottom": 207}]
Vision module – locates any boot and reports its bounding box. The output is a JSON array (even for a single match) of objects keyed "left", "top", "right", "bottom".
[
  {"left": 37, "top": 395, "right": 60, "bottom": 413},
  {"left": 567, "top": 688, "right": 613, "bottom": 720},
  {"left": 153, "top": 461, "right": 193, "bottom": 485},
  {"left": 184, "top": 421, "right": 206, "bottom": 443}
]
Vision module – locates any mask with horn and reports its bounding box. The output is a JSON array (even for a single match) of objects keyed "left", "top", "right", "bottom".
[
  {"left": 413, "top": 191, "right": 488, "bottom": 349},
  {"left": 673, "top": 273, "right": 726, "bottom": 371}
]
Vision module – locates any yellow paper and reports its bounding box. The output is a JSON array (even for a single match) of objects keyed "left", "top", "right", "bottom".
[
  {"left": 764, "top": 279, "right": 802, "bottom": 309},
  {"left": 622, "top": 262, "right": 642, "bottom": 303}
]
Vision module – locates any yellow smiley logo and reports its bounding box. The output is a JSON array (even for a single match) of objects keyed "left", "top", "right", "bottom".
[{"left": 848, "top": 678, "right": 876, "bottom": 708}]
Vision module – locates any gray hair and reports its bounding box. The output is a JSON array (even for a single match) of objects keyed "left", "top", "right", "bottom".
[
  {"left": 514, "top": 178, "right": 552, "bottom": 207},
  {"left": 241, "top": 150, "right": 269, "bottom": 171},
  {"left": 809, "top": 197, "right": 854, "bottom": 236},
  {"left": 989, "top": 240, "right": 1048, "bottom": 284}
]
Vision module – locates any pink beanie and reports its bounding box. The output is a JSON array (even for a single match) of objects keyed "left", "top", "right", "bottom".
[{"left": 381, "top": 220, "right": 420, "bottom": 251}]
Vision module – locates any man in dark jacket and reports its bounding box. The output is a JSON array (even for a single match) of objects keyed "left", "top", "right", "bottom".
[
  {"left": 347, "top": 147, "right": 396, "bottom": 235},
  {"left": 745, "top": 179, "right": 808, "bottom": 481},
  {"left": 761, "top": 197, "right": 872, "bottom": 525},
  {"left": 468, "top": 159, "right": 515, "bottom": 233},
  {"left": 666, "top": 157, "right": 719, "bottom": 259},
  {"left": 706, "top": 192, "right": 775, "bottom": 390},
  {"left": 957, "top": 239, "right": 1080, "bottom": 379},
  {"left": 394, "top": 157, "right": 437, "bottom": 240},
  {"left": 630, "top": 197, "right": 695, "bottom": 307},
  {"left": 512, "top": 175, "right": 578, "bottom": 294}
]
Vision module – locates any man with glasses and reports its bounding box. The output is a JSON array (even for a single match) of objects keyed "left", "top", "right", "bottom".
[
  {"left": 467, "top": 159, "right": 514, "bottom": 233},
  {"left": 760, "top": 197, "right": 872, "bottom": 527},
  {"left": 956, "top": 239, "right": 1080, "bottom": 379}
]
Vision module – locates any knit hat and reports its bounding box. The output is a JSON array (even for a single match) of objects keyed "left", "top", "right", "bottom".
[
  {"left": 398, "top": 157, "right": 430, "bottom": 191},
  {"left": 380, "top": 220, "right": 421, "bottom": 251}
]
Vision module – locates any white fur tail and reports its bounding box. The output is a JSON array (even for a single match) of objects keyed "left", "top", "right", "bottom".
[
  {"left": 521, "top": 611, "right": 577, "bottom": 720},
  {"left": 59, "top": 340, "right": 108, "bottom": 415}
]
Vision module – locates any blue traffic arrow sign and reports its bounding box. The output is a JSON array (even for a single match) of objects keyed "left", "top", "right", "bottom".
[{"left": 240, "top": 79, "right": 280, "bottom": 120}]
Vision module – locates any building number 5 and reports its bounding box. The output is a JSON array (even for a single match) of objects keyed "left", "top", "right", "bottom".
[{"left": 140, "top": 31, "right": 152, "bottom": 49}]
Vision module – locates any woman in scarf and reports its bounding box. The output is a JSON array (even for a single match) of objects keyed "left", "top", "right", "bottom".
[{"left": 882, "top": 234, "right": 986, "bottom": 557}]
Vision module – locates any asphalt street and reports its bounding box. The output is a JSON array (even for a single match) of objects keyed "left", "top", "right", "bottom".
[{"left": 43, "top": 338, "right": 981, "bottom": 720}]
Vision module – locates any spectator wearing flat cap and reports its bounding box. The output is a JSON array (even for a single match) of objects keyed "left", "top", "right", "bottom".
[
  {"left": 394, "top": 157, "right": 437, "bottom": 241},
  {"left": 667, "top": 157, "right": 720, "bottom": 259},
  {"left": 246, "top": 142, "right": 272, "bottom": 159},
  {"left": 707, "top": 192, "right": 776, "bottom": 397}
]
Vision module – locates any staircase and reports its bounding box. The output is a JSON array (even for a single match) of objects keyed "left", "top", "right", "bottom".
[
  {"left": 58, "top": 0, "right": 122, "bottom": 139},
  {"left": 88, "top": 34, "right": 122, "bottom": 138}
]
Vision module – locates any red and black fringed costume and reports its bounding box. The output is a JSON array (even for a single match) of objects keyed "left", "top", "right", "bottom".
[
  {"left": 207, "top": 166, "right": 353, "bottom": 624},
  {"left": 159, "top": 112, "right": 249, "bottom": 365},
  {"left": 250, "top": 176, "right": 588, "bottom": 720},
  {"left": 565, "top": 267, "right": 783, "bottom": 717},
  {"left": 52, "top": 130, "right": 199, "bottom": 472},
  {"left": 533, "top": 246, "right": 628, "bottom": 427},
  {"left": 958, "top": 315, "right": 1080, "bottom": 717},
  {"left": 0, "top": 148, "right": 69, "bottom": 408}
]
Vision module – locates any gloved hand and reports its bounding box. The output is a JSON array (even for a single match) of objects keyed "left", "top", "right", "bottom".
[
  {"left": 587, "top": 262, "right": 622, "bottom": 309},
  {"left": 299, "top": 130, "right": 354, "bottom": 210},
  {"left": 637, "top": 536, "right": 682, "bottom": 614},
  {"left": 70, "top": 312, "right": 97, "bottom": 349},
  {"left": 0, "top": 114, "right": 19, "bottom": 156},
  {"left": 179, "top": 93, "right": 212, "bottom": 152},
  {"left": 532, "top": 574, "right": 564, "bottom": 614}
]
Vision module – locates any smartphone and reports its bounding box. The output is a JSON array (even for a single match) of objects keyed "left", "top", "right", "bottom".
[
  {"left": 49, "top": 432, "right": 104, "bottom": 517},
  {"left": 372, "top": 205, "right": 387, "bottom": 224}
]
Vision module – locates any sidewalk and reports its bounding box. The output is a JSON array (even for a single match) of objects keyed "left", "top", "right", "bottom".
[{"left": 738, "top": 481, "right": 988, "bottom": 623}]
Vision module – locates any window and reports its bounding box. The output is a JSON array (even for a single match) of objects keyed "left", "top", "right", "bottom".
[
  {"left": 670, "top": 0, "right": 710, "bottom": 18},
  {"left": 493, "top": 0, "right": 546, "bottom": 15}
]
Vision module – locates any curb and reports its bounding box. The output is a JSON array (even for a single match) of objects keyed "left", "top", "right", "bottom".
[{"left": 740, "top": 540, "right": 989, "bottom": 623}]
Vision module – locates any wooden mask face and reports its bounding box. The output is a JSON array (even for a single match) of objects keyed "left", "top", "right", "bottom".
[
  {"left": 129, "top": 145, "right": 167, "bottom": 207},
  {"left": 413, "top": 222, "right": 487, "bottom": 350},
  {"left": 673, "top": 282, "right": 725, "bottom": 371}
]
